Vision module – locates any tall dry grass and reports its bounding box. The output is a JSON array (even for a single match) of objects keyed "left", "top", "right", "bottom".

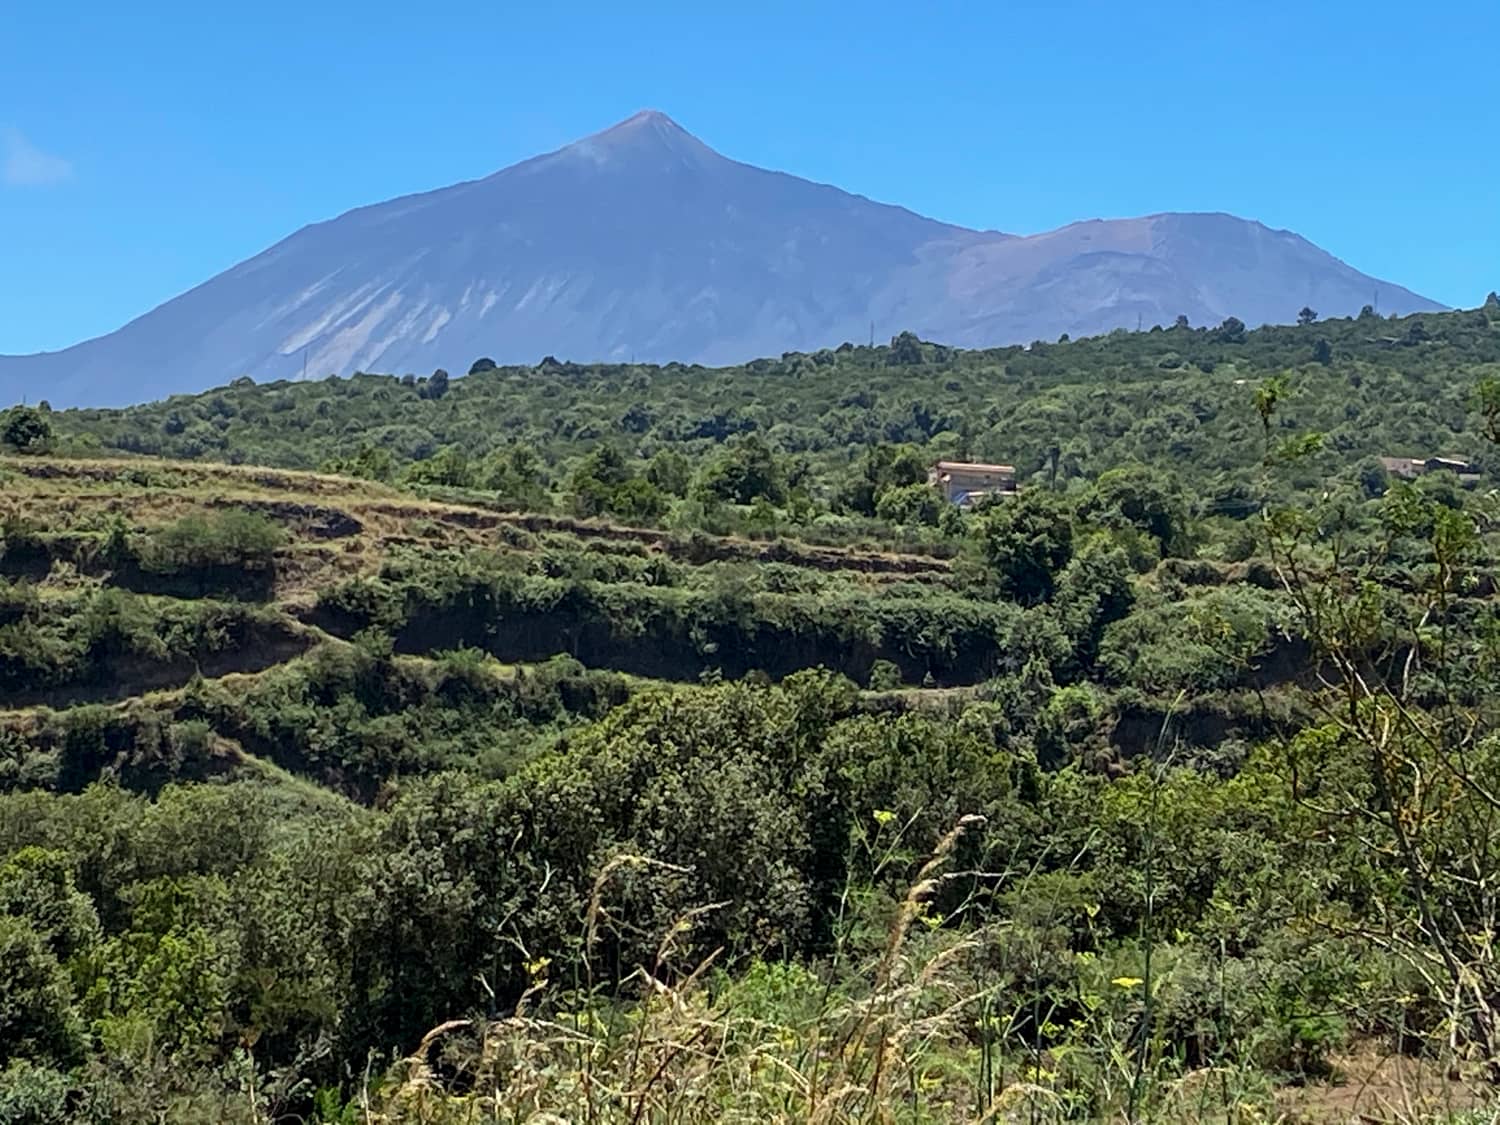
[{"left": 347, "top": 812, "right": 1314, "bottom": 1125}]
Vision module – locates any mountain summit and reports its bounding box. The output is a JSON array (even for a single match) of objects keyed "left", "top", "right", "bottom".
[
  {"left": 0, "top": 112, "right": 1442, "bottom": 407},
  {"left": 574, "top": 109, "right": 707, "bottom": 153}
]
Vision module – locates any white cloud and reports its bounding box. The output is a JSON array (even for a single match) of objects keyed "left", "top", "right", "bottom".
[{"left": 2, "top": 127, "right": 73, "bottom": 187}]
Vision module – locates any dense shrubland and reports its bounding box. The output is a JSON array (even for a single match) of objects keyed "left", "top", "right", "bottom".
[
  {"left": 0, "top": 677, "right": 1398, "bottom": 1119},
  {"left": 3, "top": 306, "right": 1500, "bottom": 1120}
]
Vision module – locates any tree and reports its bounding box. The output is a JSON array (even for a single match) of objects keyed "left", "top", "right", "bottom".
[
  {"left": 696, "top": 435, "right": 787, "bottom": 506},
  {"left": 888, "top": 331, "right": 924, "bottom": 366},
  {"left": 569, "top": 445, "right": 665, "bottom": 520},
  {"left": 404, "top": 445, "right": 475, "bottom": 488},
  {"left": 1173, "top": 315, "right": 1191, "bottom": 330},
  {"left": 481, "top": 444, "right": 548, "bottom": 509},
  {"left": 840, "top": 443, "right": 929, "bottom": 516},
  {"left": 570, "top": 457, "right": 624, "bottom": 518},
  {"left": 2, "top": 406, "right": 52, "bottom": 453},
  {"left": 874, "top": 482, "right": 943, "bottom": 527},
  {"left": 1267, "top": 489, "right": 1500, "bottom": 1074},
  {"left": 91, "top": 879, "right": 229, "bottom": 1060},
  {"left": 606, "top": 477, "right": 668, "bottom": 523},
  {"left": 144, "top": 509, "right": 285, "bottom": 572},
  {"left": 571, "top": 445, "right": 630, "bottom": 491},
  {"left": 1313, "top": 337, "right": 1333, "bottom": 365},
  {"left": 976, "top": 490, "right": 1075, "bottom": 605},
  {"left": 321, "top": 442, "right": 394, "bottom": 482},
  {"left": 1297, "top": 306, "right": 1318, "bottom": 326},
  {"left": 1085, "top": 464, "right": 1192, "bottom": 555},
  {"left": 1355, "top": 456, "right": 1390, "bottom": 498},
  {"left": 421, "top": 368, "right": 451, "bottom": 400},
  {"left": 867, "top": 659, "right": 903, "bottom": 690},
  {"left": 645, "top": 449, "right": 692, "bottom": 497},
  {"left": 0, "top": 1059, "right": 71, "bottom": 1124},
  {"left": 1216, "top": 316, "right": 1247, "bottom": 344},
  {"left": 0, "top": 848, "right": 99, "bottom": 963},
  {"left": 620, "top": 402, "right": 655, "bottom": 433},
  {"left": 1053, "top": 539, "right": 1136, "bottom": 671},
  {"left": 468, "top": 357, "right": 498, "bottom": 375},
  {"left": 1484, "top": 291, "right": 1500, "bottom": 311},
  {"left": 1259, "top": 379, "right": 1500, "bottom": 1076}
]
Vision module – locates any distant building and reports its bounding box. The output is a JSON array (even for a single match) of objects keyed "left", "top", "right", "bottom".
[
  {"left": 929, "top": 461, "right": 1018, "bottom": 507},
  {"left": 1379, "top": 455, "right": 1482, "bottom": 486}
]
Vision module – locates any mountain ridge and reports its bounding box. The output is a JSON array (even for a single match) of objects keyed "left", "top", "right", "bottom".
[{"left": 0, "top": 111, "right": 1443, "bottom": 407}]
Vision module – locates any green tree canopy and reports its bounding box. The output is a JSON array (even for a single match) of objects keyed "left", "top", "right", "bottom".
[
  {"left": 977, "top": 490, "right": 1075, "bottom": 604},
  {"left": 1, "top": 407, "right": 52, "bottom": 453},
  {"left": 696, "top": 434, "right": 787, "bottom": 506},
  {"left": 1217, "top": 316, "right": 1247, "bottom": 343},
  {"left": 1084, "top": 463, "right": 1192, "bottom": 555}
]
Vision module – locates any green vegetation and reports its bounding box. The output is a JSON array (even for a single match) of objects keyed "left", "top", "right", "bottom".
[
  {"left": 43, "top": 305, "right": 1500, "bottom": 536},
  {"left": 3, "top": 305, "right": 1500, "bottom": 1121},
  {"left": 1, "top": 405, "right": 53, "bottom": 454}
]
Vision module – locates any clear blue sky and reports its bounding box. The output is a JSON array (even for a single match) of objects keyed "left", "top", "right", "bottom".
[{"left": 3, "top": 0, "right": 1497, "bottom": 355}]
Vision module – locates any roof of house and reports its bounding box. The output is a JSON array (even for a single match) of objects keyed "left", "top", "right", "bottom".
[
  {"left": 932, "top": 460, "right": 1016, "bottom": 475},
  {"left": 1380, "top": 454, "right": 1479, "bottom": 474}
]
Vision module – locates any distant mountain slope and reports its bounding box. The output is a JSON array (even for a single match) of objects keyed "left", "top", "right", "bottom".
[{"left": 0, "top": 110, "right": 1442, "bottom": 407}]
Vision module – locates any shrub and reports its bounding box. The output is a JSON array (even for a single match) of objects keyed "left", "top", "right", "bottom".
[
  {"left": 0, "top": 916, "right": 86, "bottom": 1065},
  {"left": 867, "top": 658, "right": 903, "bottom": 690},
  {"left": 141, "top": 510, "right": 284, "bottom": 573},
  {"left": 0, "top": 1059, "right": 72, "bottom": 1124}
]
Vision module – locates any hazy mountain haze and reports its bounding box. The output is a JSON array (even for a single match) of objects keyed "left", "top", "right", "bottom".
[{"left": 0, "top": 111, "right": 1442, "bottom": 407}]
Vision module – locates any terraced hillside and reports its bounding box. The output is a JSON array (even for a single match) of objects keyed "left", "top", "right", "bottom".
[
  {"left": 6, "top": 344, "right": 1500, "bottom": 1120},
  {"left": 0, "top": 458, "right": 953, "bottom": 788},
  {"left": 1, "top": 455, "right": 1322, "bottom": 800}
]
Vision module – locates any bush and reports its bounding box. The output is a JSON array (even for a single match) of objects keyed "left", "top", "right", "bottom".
[
  {"left": 1097, "top": 586, "right": 1286, "bottom": 693},
  {"left": 0, "top": 916, "right": 85, "bottom": 1065},
  {"left": 867, "top": 658, "right": 904, "bottom": 690},
  {"left": 403, "top": 445, "right": 474, "bottom": 489},
  {"left": 0, "top": 1059, "right": 72, "bottom": 1124},
  {"left": 141, "top": 510, "right": 284, "bottom": 573}
]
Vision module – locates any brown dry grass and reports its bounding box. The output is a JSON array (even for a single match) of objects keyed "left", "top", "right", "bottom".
[{"left": 1277, "top": 1046, "right": 1489, "bottom": 1123}]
